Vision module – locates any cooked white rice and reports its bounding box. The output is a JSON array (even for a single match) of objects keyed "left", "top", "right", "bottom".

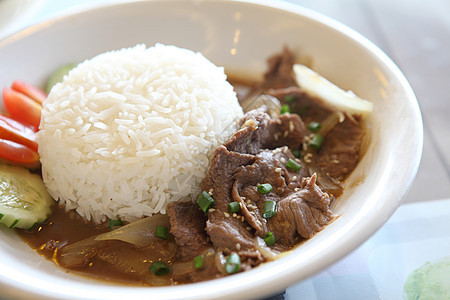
[{"left": 38, "top": 44, "right": 243, "bottom": 223}]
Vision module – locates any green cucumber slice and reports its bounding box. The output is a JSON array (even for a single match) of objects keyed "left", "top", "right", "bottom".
[
  {"left": 45, "top": 63, "right": 78, "bottom": 94},
  {"left": 0, "top": 165, "right": 53, "bottom": 229}
]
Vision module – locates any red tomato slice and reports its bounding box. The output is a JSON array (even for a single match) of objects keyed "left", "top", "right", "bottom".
[
  {"left": 11, "top": 80, "right": 47, "bottom": 104},
  {"left": 0, "top": 138, "right": 40, "bottom": 168},
  {"left": 0, "top": 115, "right": 38, "bottom": 152},
  {"left": 2, "top": 87, "right": 42, "bottom": 130}
]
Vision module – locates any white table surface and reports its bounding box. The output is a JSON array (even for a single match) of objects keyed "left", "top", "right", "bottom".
[
  {"left": 1, "top": 1, "right": 449, "bottom": 299},
  {"left": 285, "top": 198, "right": 450, "bottom": 300}
]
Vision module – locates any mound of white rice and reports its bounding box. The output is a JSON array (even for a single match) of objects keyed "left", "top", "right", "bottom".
[{"left": 38, "top": 44, "right": 243, "bottom": 223}]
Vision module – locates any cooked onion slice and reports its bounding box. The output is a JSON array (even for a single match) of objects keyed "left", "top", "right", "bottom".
[
  {"left": 241, "top": 94, "right": 281, "bottom": 118},
  {"left": 316, "top": 111, "right": 345, "bottom": 137},
  {"left": 254, "top": 237, "right": 278, "bottom": 261},
  {"left": 95, "top": 214, "right": 170, "bottom": 246},
  {"left": 293, "top": 64, "right": 373, "bottom": 116}
]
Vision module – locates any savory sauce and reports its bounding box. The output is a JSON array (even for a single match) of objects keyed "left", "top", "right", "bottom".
[
  {"left": 17, "top": 205, "right": 183, "bottom": 286},
  {"left": 17, "top": 205, "right": 108, "bottom": 261}
]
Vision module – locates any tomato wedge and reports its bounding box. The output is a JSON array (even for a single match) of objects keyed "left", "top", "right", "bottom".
[
  {"left": 0, "top": 138, "right": 40, "bottom": 169},
  {"left": 11, "top": 80, "right": 47, "bottom": 104},
  {"left": 2, "top": 87, "right": 42, "bottom": 130},
  {"left": 0, "top": 115, "right": 38, "bottom": 152}
]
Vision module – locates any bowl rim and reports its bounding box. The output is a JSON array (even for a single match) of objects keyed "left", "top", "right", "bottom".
[{"left": 0, "top": 0, "right": 423, "bottom": 299}]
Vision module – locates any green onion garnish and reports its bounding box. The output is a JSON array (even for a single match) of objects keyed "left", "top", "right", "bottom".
[
  {"left": 225, "top": 253, "right": 241, "bottom": 274},
  {"left": 0, "top": 213, "right": 3, "bottom": 220},
  {"left": 308, "top": 121, "right": 321, "bottom": 132},
  {"left": 286, "top": 158, "right": 302, "bottom": 172},
  {"left": 257, "top": 183, "right": 273, "bottom": 194},
  {"left": 264, "top": 232, "right": 276, "bottom": 246},
  {"left": 155, "top": 225, "right": 168, "bottom": 240},
  {"left": 284, "top": 94, "right": 294, "bottom": 103},
  {"left": 291, "top": 149, "right": 301, "bottom": 158},
  {"left": 310, "top": 134, "right": 324, "bottom": 150},
  {"left": 150, "top": 261, "right": 170, "bottom": 276},
  {"left": 228, "top": 201, "right": 241, "bottom": 213},
  {"left": 197, "top": 191, "right": 215, "bottom": 214},
  {"left": 193, "top": 255, "right": 203, "bottom": 269},
  {"left": 263, "top": 201, "right": 277, "bottom": 219},
  {"left": 281, "top": 104, "right": 290, "bottom": 114},
  {"left": 108, "top": 218, "right": 123, "bottom": 229}
]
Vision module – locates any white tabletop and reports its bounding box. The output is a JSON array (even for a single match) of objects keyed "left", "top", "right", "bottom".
[{"left": 286, "top": 198, "right": 450, "bottom": 299}]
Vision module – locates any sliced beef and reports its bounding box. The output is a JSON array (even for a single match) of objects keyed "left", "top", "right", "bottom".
[
  {"left": 170, "top": 47, "right": 365, "bottom": 277},
  {"left": 268, "top": 174, "right": 334, "bottom": 245},
  {"left": 316, "top": 117, "right": 364, "bottom": 180},
  {"left": 202, "top": 146, "right": 256, "bottom": 251},
  {"left": 231, "top": 156, "right": 333, "bottom": 246},
  {"left": 263, "top": 48, "right": 364, "bottom": 181},
  {"left": 226, "top": 106, "right": 306, "bottom": 154},
  {"left": 232, "top": 149, "right": 309, "bottom": 237},
  {"left": 167, "top": 201, "right": 209, "bottom": 260},
  {"left": 267, "top": 87, "right": 365, "bottom": 183},
  {"left": 202, "top": 108, "right": 331, "bottom": 253},
  {"left": 263, "top": 47, "right": 297, "bottom": 90}
]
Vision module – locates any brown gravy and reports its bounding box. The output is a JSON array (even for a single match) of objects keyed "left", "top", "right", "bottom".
[
  {"left": 17, "top": 205, "right": 108, "bottom": 261},
  {"left": 17, "top": 205, "right": 182, "bottom": 286}
]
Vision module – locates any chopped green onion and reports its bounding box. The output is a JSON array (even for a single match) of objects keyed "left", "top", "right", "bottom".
[
  {"left": 310, "top": 134, "right": 324, "bottom": 150},
  {"left": 281, "top": 104, "right": 290, "bottom": 114},
  {"left": 155, "top": 225, "right": 168, "bottom": 240},
  {"left": 284, "top": 94, "right": 294, "bottom": 103},
  {"left": 228, "top": 201, "right": 241, "bottom": 213},
  {"left": 307, "top": 121, "right": 321, "bottom": 132},
  {"left": 108, "top": 218, "right": 123, "bottom": 229},
  {"left": 263, "top": 201, "right": 277, "bottom": 219},
  {"left": 150, "top": 261, "right": 170, "bottom": 276},
  {"left": 225, "top": 253, "right": 241, "bottom": 274},
  {"left": 197, "top": 191, "right": 215, "bottom": 214},
  {"left": 286, "top": 158, "right": 302, "bottom": 172},
  {"left": 264, "top": 232, "right": 276, "bottom": 246},
  {"left": 291, "top": 149, "right": 301, "bottom": 158},
  {"left": 193, "top": 255, "right": 203, "bottom": 269},
  {"left": 257, "top": 183, "right": 273, "bottom": 194},
  {"left": 0, "top": 213, "right": 3, "bottom": 220}
]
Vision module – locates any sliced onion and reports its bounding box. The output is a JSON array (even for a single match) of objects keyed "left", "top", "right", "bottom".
[
  {"left": 241, "top": 94, "right": 281, "bottom": 118},
  {"left": 254, "top": 237, "right": 278, "bottom": 261},
  {"left": 95, "top": 214, "right": 170, "bottom": 246},
  {"left": 59, "top": 214, "right": 172, "bottom": 268},
  {"left": 293, "top": 64, "right": 373, "bottom": 116},
  {"left": 214, "top": 251, "right": 228, "bottom": 276},
  {"left": 316, "top": 111, "right": 345, "bottom": 137}
]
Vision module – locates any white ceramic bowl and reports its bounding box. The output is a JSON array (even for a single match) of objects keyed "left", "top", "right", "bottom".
[
  {"left": 0, "top": 0, "right": 422, "bottom": 299},
  {"left": 0, "top": 0, "right": 45, "bottom": 39}
]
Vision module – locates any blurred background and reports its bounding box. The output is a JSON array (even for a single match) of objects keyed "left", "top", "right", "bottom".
[{"left": 0, "top": 1, "right": 449, "bottom": 299}]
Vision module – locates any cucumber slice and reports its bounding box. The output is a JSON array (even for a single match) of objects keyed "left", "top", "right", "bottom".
[
  {"left": 45, "top": 63, "right": 78, "bottom": 94},
  {"left": 0, "top": 165, "right": 53, "bottom": 229}
]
